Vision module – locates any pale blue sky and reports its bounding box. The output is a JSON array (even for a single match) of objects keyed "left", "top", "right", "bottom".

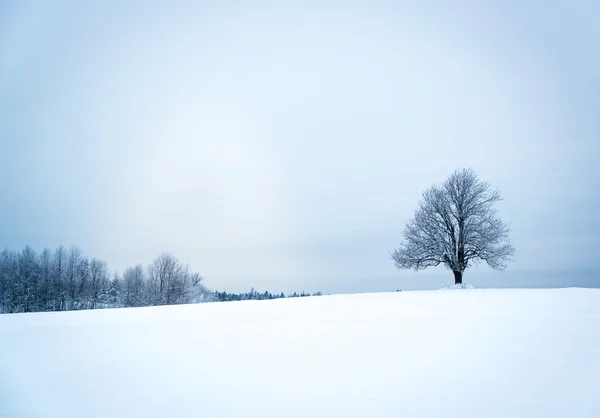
[{"left": 1, "top": 1, "right": 598, "bottom": 293}]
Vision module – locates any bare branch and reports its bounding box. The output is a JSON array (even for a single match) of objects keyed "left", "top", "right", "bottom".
[{"left": 391, "top": 169, "right": 514, "bottom": 282}]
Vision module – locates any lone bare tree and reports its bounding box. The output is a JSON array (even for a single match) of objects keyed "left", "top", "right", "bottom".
[{"left": 392, "top": 168, "right": 514, "bottom": 284}]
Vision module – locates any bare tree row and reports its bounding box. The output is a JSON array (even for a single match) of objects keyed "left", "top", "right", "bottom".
[{"left": 0, "top": 247, "right": 209, "bottom": 314}]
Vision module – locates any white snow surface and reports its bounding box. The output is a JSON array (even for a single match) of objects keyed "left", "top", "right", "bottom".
[
  {"left": 441, "top": 283, "right": 480, "bottom": 289},
  {"left": 1, "top": 288, "right": 599, "bottom": 418}
]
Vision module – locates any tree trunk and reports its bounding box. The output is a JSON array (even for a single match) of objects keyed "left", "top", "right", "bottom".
[{"left": 453, "top": 270, "right": 462, "bottom": 285}]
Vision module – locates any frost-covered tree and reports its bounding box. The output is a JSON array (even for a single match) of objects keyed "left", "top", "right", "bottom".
[
  {"left": 76, "top": 257, "right": 90, "bottom": 309},
  {"left": 19, "top": 246, "right": 40, "bottom": 312},
  {"left": 89, "top": 258, "right": 109, "bottom": 309},
  {"left": 0, "top": 249, "right": 19, "bottom": 313},
  {"left": 52, "top": 246, "right": 67, "bottom": 311},
  {"left": 185, "top": 272, "right": 210, "bottom": 304},
  {"left": 106, "top": 272, "right": 122, "bottom": 307},
  {"left": 147, "top": 253, "right": 203, "bottom": 306},
  {"left": 122, "top": 264, "right": 146, "bottom": 307},
  {"left": 147, "top": 253, "right": 178, "bottom": 305},
  {"left": 392, "top": 168, "right": 514, "bottom": 284},
  {"left": 39, "top": 248, "right": 53, "bottom": 311},
  {"left": 65, "top": 247, "right": 81, "bottom": 309}
]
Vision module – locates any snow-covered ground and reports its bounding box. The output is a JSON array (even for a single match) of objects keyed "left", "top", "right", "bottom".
[{"left": 1, "top": 288, "right": 599, "bottom": 418}]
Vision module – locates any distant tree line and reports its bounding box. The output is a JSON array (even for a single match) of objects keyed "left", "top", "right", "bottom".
[
  {"left": 0, "top": 246, "right": 210, "bottom": 314},
  {"left": 213, "top": 289, "right": 322, "bottom": 302},
  {"left": 0, "top": 246, "right": 323, "bottom": 314}
]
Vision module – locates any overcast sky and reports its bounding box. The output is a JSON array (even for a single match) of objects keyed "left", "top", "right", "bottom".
[{"left": 1, "top": 1, "right": 598, "bottom": 293}]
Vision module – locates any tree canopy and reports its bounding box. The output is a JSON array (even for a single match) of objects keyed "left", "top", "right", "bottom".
[{"left": 392, "top": 168, "right": 514, "bottom": 284}]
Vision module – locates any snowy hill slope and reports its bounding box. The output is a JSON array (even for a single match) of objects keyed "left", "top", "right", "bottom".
[{"left": 1, "top": 288, "right": 599, "bottom": 418}]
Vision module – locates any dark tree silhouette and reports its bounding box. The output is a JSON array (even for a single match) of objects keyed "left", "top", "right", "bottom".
[{"left": 392, "top": 169, "right": 514, "bottom": 284}]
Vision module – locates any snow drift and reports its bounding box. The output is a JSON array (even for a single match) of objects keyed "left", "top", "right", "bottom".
[
  {"left": 440, "top": 283, "right": 480, "bottom": 289},
  {"left": 1, "top": 288, "right": 599, "bottom": 418}
]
